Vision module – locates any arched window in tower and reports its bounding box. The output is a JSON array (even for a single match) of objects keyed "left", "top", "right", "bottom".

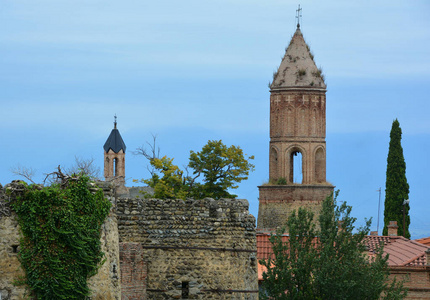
[
  {"left": 270, "top": 147, "right": 278, "bottom": 180},
  {"left": 315, "top": 147, "right": 325, "bottom": 183},
  {"left": 113, "top": 158, "right": 118, "bottom": 177},
  {"left": 289, "top": 150, "right": 303, "bottom": 184}
]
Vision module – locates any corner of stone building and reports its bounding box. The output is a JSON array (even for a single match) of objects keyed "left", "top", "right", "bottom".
[
  {"left": 1, "top": 181, "right": 123, "bottom": 300},
  {"left": 88, "top": 181, "right": 122, "bottom": 300},
  {"left": 87, "top": 207, "right": 122, "bottom": 300},
  {"left": 0, "top": 184, "right": 28, "bottom": 300}
]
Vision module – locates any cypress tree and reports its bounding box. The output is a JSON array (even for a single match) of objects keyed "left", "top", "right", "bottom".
[{"left": 382, "top": 119, "right": 410, "bottom": 238}]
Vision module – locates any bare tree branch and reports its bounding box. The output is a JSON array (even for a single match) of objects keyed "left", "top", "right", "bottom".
[
  {"left": 183, "top": 165, "right": 200, "bottom": 191},
  {"left": 10, "top": 165, "right": 37, "bottom": 184},
  {"left": 133, "top": 134, "right": 160, "bottom": 161},
  {"left": 65, "top": 156, "right": 101, "bottom": 179},
  {"left": 44, "top": 165, "right": 77, "bottom": 189}
]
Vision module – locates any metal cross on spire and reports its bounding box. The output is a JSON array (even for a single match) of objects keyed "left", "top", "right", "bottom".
[
  {"left": 296, "top": 4, "right": 302, "bottom": 28},
  {"left": 114, "top": 114, "right": 117, "bottom": 129}
]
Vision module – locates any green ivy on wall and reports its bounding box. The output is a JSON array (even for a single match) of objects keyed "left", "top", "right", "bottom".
[{"left": 11, "top": 175, "right": 111, "bottom": 299}]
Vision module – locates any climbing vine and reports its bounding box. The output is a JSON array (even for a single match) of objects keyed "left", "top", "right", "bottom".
[{"left": 11, "top": 175, "right": 111, "bottom": 299}]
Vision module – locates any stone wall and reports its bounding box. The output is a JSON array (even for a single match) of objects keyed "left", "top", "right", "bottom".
[
  {"left": 117, "top": 197, "right": 258, "bottom": 299},
  {"left": 0, "top": 181, "right": 121, "bottom": 300},
  {"left": 257, "top": 184, "right": 333, "bottom": 229},
  {"left": 0, "top": 184, "right": 27, "bottom": 300},
  {"left": 1, "top": 181, "right": 258, "bottom": 300},
  {"left": 88, "top": 182, "right": 122, "bottom": 300}
]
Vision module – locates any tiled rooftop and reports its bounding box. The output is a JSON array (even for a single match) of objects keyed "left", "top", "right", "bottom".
[
  {"left": 364, "top": 235, "right": 393, "bottom": 252},
  {"left": 415, "top": 236, "right": 430, "bottom": 247},
  {"left": 256, "top": 232, "right": 289, "bottom": 260},
  {"left": 257, "top": 232, "right": 430, "bottom": 271},
  {"left": 383, "top": 238, "right": 429, "bottom": 266}
]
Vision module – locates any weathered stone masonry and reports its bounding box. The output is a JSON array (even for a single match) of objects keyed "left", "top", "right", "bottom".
[
  {"left": 0, "top": 180, "right": 258, "bottom": 300},
  {"left": 0, "top": 183, "right": 26, "bottom": 300},
  {"left": 258, "top": 185, "right": 334, "bottom": 230},
  {"left": 117, "top": 197, "right": 258, "bottom": 300},
  {"left": 0, "top": 181, "right": 121, "bottom": 300}
]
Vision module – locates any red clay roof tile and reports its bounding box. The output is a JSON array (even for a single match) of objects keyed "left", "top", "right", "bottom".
[
  {"left": 257, "top": 233, "right": 430, "bottom": 268},
  {"left": 415, "top": 237, "right": 430, "bottom": 247}
]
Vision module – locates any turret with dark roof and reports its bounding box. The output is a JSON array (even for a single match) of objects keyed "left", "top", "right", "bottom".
[
  {"left": 103, "top": 118, "right": 126, "bottom": 154},
  {"left": 103, "top": 116, "right": 126, "bottom": 186}
]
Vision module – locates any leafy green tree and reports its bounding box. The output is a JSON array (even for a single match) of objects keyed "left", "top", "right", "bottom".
[
  {"left": 260, "top": 192, "right": 407, "bottom": 300},
  {"left": 383, "top": 119, "right": 410, "bottom": 238},
  {"left": 188, "top": 140, "right": 255, "bottom": 199},
  {"left": 143, "top": 156, "right": 188, "bottom": 199},
  {"left": 260, "top": 209, "right": 317, "bottom": 299},
  {"left": 140, "top": 140, "right": 254, "bottom": 200}
]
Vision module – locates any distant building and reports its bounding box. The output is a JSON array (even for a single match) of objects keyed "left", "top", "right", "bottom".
[{"left": 103, "top": 116, "right": 126, "bottom": 187}]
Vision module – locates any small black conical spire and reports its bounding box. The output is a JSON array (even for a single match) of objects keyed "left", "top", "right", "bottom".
[{"left": 104, "top": 115, "right": 126, "bottom": 153}]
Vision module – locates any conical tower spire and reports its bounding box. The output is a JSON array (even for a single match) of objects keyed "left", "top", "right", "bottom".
[
  {"left": 104, "top": 115, "right": 126, "bottom": 154},
  {"left": 270, "top": 26, "right": 325, "bottom": 90}
]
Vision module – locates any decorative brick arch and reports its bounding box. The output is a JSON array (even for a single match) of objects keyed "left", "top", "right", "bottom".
[
  {"left": 314, "top": 146, "right": 326, "bottom": 183},
  {"left": 269, "top": 146, "right": 280, "bottom": 181}
]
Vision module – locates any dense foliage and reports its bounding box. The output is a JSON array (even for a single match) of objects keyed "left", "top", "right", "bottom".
[
  {"left": 260, "top": 192, "right": 407, "bottom": 300},
  {"left": 144, "top": 156, "right": 188, "bottom": 200},
  {"left": 11, "top": 175, "right": 111, "bottom": 299},
  {"left": 142, "top": 140, "right": 254, "bottom": 199},
  {"left": 383, "top": 119, "right": 410, "bottom": 238}
]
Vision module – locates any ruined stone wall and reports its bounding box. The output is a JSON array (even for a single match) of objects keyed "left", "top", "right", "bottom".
[
  {"left": 0, "top": 184, "right": 27, "bottom": 300},
  {"left": 117, "top": 197, "right": 258, "bottom": 300},
  {"left": 88, "top": 182, "right": 121, "bottom": 300},
  {"left": 257, "top": 184, "right": 333, "bottom": 230},
  {"left": 0, "top": 181, "right": 121, "bottom": 300}
]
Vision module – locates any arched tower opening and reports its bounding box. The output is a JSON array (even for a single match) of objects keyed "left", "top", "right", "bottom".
[
  {"left": 289, "top": 151, "right": 303, "bottom": 184},
  {"left": 114, "top": 158, "right": 118, "bottom": 177}
]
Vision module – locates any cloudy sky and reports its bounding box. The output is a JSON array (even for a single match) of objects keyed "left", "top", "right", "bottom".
[{"left": 1, "top": 1, "right": 429, "bottom": 238}]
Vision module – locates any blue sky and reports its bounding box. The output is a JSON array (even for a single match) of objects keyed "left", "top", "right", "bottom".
[{"left": 1, "top": 1, "right": 429, "bottom": 238}]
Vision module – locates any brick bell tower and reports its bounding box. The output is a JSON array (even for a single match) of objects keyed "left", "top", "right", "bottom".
[
  {"left": 257, "top": 23, "right": 334, "bottom": 230},
  {"left": 104, "top": 115, "right": 126, "bottom": 186}
]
